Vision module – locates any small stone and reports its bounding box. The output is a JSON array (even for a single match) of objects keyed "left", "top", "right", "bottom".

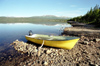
[
  {"left": 63, "top": 34, "right": 65, "bottom": 36},
  {"left": 33, "top": 49, "right": 38, "bottom": 52},
  {"left": 37, "top": 50, "right": 41, "bottom": 56},
  {"left": 32, "top": 61, "right": 35, "bottom": 65},
  {"left": 58, "top": 52, "right": 62, "bottom": 55},
  {"left": 20, "top": 62, "right": 23, "bottom": 65},
  {"left": 50, "top": 54, "right": 53, "bottom": 57},
  {"left": 83, "top": 41, "right": 89, "bottom": 45},
  {"left": 26, "top": 45, "right": 32, "bottom": 50},
  {"left": 81, "top": 36, "right": 84, "bottom": 38},
  {"left": 21, "top": 52, "right": 24, "bottom": 54},
  {"left": 43, "top": 61, "right": 48, "bottom": 66},
  {"left": 46, "top": 50, "right": 52, "bottom": 54},
  {"left": 50, "top": 61, "right": 53, "bottom": 63},
  {"left": 90, "top": 41, "right": 93, "bottom": 42},
  {"left": 94, "top": 38, "right": 100, "bottom": 42},
  {"left": 95, "top": 64, "right": 98, "bottom": 66},
  {"left": 16, "top": 39, "right": 19, "bottom": 41},
  {"left": 84, "top": 38, "right": 89, "bottom": 41},
  {"left": 28, "top": 62, "right": 32, "bottom": 66}
]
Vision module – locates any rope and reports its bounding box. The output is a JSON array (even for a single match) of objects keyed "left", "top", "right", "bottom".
[
  {"left": 40, "top": 40, "right": 44, "bottom": 48},
  {"left": 37, "top": 40, "right": 44, "bottom": 56}
]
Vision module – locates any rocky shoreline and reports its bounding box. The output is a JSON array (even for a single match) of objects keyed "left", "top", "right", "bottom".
[
  {"left": 1, "top": 22, "right": 100, "bottom": 66},
  {"left": 9, "top": 29, "right": 100, "bottom": 66}
]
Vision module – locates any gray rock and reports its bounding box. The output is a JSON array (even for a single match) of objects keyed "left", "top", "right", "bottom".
[
  {"left": 50, "top": 54, "right": 54, "bottom": 58},
  {"left": 95, "top": 64, "right": 99, "bottom": 66},
  {"left": 28, "top": 62, "right": 32, "bottom": 66},
  {"left": 81, "top": 36, "right": 85, "bottom": 38},
  {"left": 20, "top": 62, "right": 23, "bottom": 65},
  {"left": 37, "top": 49, "right": 41, "bottom": 57},
  {"left": 46, "top": 50, "right": 52, "bottom": 54},
  {"left": 83, "top": 41, "right": 89, "bottom": 45},
  {"left": 43, "top": 61, "right": 48, "bottom": 66},
  {"left": 15, "top": 39, "right": 19, "bottom": 42},
  {"left": 26, "top": 45, "right": 32, "bottom": 50},
  {"left": 33, "top": 49, "right": 38, "bottom": 52},
  {"left": 94, "top": 38, "right": 100, "bottom": 42}
]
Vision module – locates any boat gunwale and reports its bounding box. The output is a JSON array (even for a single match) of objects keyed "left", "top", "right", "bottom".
[{"left": 25, "top": 34, "right": 80, "bottom": 41}]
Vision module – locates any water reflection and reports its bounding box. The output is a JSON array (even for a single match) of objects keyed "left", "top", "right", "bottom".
[{"left": 0, "top": 22, "right": 71, "bottom": 49}]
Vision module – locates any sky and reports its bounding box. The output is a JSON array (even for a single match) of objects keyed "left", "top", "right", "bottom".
[{"left": 0, "top": 0, "right": 100, "bottom": 17}]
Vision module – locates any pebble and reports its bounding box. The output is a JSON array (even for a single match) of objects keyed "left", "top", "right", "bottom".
[
  {"left": 28, "top": 62, "right": 32, "bottom": 66},
  {"left": 43, "top": 61, "right": 48, "bottom": 66},
  {"left": 46, "top": 50, "right": 52, "bottom": 54},
  {"left": 81, "top": 36, "right": 85, "bottom": 38},
  {"left": 83, "top": 41, "right": 89, "bottom": 45},
  {"left": 33, "top": 49, "right": 38, "bottom": 52},
  {"left": 26, "top": 45, "right": 32, "bottom": 50},
  {"left": 37, "top": 49, "right": 41, "bottom": 57},
  {"left": 95, "top": 64, "right": 99, "bottom": 66},
  {"left": 20, "top": 62, "right": 23, "bottom": 65},
  {"left": 15, "top": 39, "right": 19, "bottom": 41},
  {"left": 94, "top": 38, "right": 100, "bottom": 42},
  {"left": 50, "top": 54, "right": 53, "bottom": 58}
]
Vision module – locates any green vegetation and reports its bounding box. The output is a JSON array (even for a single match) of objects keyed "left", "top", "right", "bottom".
[
  {"left": 68, "top": 4, "right": 100, "bottom": 27},
  {"left": 0, "top": 15, "right": 69, "bottom": 23}
]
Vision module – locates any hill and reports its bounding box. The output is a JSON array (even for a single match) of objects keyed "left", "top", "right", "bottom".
[
  {"left": 35, "top": 15, "right": 71, "bottom": 19},
  {"left": 0, "top": 15, "right": 70, "bottom": 23}
]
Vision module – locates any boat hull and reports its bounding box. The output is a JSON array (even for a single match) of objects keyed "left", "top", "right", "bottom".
[{"left": 25, "top": 34, "right": 79, "bottom": 50}]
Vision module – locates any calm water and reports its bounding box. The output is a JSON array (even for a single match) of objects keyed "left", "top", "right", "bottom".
[{"left": 0, "top": 22, "right": 71, "bottom": 62}]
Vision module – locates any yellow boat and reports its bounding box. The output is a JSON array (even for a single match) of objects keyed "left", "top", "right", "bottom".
[{"left": 25, "top": 34, "right": 79, "bottom": 50}]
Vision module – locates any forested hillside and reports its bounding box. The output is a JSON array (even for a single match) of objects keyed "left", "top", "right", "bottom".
[{"left": 68, "top": 5, "right": 100, "bottom": 27}]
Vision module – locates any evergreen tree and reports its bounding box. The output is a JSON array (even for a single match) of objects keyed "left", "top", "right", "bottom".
[{"left": 68, "top": 4, "right": 100, "bottom": 27}]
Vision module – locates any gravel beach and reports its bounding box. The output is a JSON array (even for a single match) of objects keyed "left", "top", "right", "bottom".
[{"left": 1, "top": 24, "right": 100, "bottom": 66}]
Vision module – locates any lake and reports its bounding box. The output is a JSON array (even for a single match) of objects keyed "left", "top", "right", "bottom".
[{"left": 0, "top": 22, "right": 71, "bottom": 63}]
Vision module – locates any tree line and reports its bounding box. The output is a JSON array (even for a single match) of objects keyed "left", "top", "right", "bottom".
[{"left": 68, "top": 4, "right": 100, "bottom": 27}]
